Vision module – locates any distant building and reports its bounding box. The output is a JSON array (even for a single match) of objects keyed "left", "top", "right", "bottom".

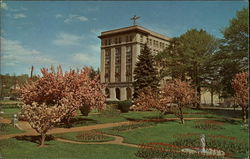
[{"left": 98, "top": 25, "right": 171, "bottom": 101}]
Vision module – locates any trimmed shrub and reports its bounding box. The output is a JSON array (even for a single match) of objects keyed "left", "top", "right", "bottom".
[
  {"left": 99, "top": 104, "right": 120, "bottom": 117},
  {"left": 79, "top": 105, "right": 91, "bottom": 116},
  {"left": 118, "top": 100, "right": 133, "bottom": 113}
]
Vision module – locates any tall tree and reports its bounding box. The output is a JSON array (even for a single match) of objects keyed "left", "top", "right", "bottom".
[
  {"left": 218, "top": 7, "right": 249, "bottom": 98},
  {"left": 133, "top": 44, "right": 159, "bottom": 99},
  {"left": 156, "top": 29, "right": 219, "bottom": 108}
]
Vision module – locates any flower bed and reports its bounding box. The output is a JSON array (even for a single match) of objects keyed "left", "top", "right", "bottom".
[
  {"left": 172, "top": 133, "right": 248, "bottom": 154},
  {"left": 55, "top": 130, "right": 114, "bottom": 142},
  {"left": 135, "top": 142, "right": 230, "bottom": 159},
  {"left": 111, "top": 122, "right": 156, "bottom": 132},
  {"left": 194, "top": 120, "right": 224, "bottom": 130}
]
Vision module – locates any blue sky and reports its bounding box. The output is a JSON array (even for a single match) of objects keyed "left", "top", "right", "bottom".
[{"left": 1, "top": 1, "right": 248, "bottom": 76}]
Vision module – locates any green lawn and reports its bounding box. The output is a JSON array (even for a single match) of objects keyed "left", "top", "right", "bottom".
[
  {"left": 0, "top": 108, "right": 20, "bottom": 118},
  {"left": 0, "top": 123, "right": 24, "bottom": 135},
  {"left": 101, "top": 119, "right": 248, "bottom": 158},
  {"left": 0, "top": 138, "right": 138, "bottom": 159},
  {"left": 0, "top": 107, "right": 248, "bottom": 158}
]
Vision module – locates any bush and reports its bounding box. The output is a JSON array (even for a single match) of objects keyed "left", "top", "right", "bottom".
[
  {"left": 99, "top": 105, "right": 120, "bottom": 117},
  {"left": 79, "top": 105, "right": 91, "bottom": 116},
  {"left": 117, "top": 100, "right": 133, "bottom": 113}
]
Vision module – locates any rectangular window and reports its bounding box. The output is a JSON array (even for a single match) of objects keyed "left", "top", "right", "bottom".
[
  {"left": 115, "top": 47, "right": 121, "bottom": 82},
  {"left": 126, "top": 45, "right": 132, "bottom": 82},
  {"left": 129, "top": 35, "right": 133, "bottom": 42},
  {"left": 105, "top": 49, "right": 111, "bottom": 82},
  {"left": 118, "top": 37, "right": 122, "bottom": 44},
  {"left": 140, "top": 35, "right": 143, "bottom": 43}
]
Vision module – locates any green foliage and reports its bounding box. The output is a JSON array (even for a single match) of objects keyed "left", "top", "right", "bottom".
[
  {"left": 117, "top": 100, "right": 133, "bottom": 113},
  {"left": 79, "top": 105, "right": 91, "bottom": 116},
  {"left": 133, "top": 44, "right": 159, "bottom": 99},
  {"left": 217, "top": 7, "right": 249, "bottom": 97},
  {"left": 156, "top": 29, "right": 219, "bottom": 106},
  {"left": 0, "top": 74, "right": 37, "bottom": 99}
]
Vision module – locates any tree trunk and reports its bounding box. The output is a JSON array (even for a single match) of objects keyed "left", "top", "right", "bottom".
[
  {"left": 210, "top": 88, "right": 214, "bottom": 106},
  {"left": 40, "top": 133, "right": 46, "bottom": 146},
  {"left": 179, "top": 106, "right": 185, "bottom": 124},
  {"left": 194, "top": 86, "right": 201, "bottom": 109},
  {"left": 242, "top": 107, "right": 247, "bottom": 124}
]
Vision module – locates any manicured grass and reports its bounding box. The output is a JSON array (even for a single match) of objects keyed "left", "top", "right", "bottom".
[
  {"left": 0, "top": 138, "right": 138, "bottom": 159},
  {"left": 0, "top": 108, "right": 20, "bottom": 118},
  {"left": 0, "top": 123, "right": 24, "bottom": 135},
  {"left": 101, "top": 119, "right": 248, "bottom": 158},
  {"left": 54, "top": 130, "right": 115, "bottom": 142}
]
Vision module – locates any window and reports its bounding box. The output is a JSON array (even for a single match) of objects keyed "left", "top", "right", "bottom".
[
  {"left": 105, "top": 88, "right": 110, "bottom": 98},
  {"left": 129, "top": 35, "right": 133, "bottom": 42},
  {"left": 115, "top": 47, "right": 121, "bottom": 82},
  {"left": 126, "top": 36, "right": 128, "bottom": 42},
  {"left": 115, "top": 38, "right": 118, "bottom": 44},
  {"left": 126, "top": 45, "right": 132, "bottom": 82},
  {"left": 118, "top": 37, "right": 122, "bottom": 44},
  {"left": 140, "top": 35, "right": 143, "bottom": 43},
  {"left": 105, "top": 49, "right": 111, "bottom": 82}
]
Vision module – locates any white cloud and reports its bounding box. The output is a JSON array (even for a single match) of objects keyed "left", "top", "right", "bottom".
[
  {"left": 13, "top": 13, "right": 27, "bottom": 19},
  {"left": 1, "top": 37, "right": 56, "bottom": 66},
  {"left": 63, "top": 14, "right": 88, "bottom": 23},
  {"left": 11, "top": 7, "right": 27, "bottom": 12},
  {"left": 53, "top": 32, "right": 84, "bottom": 46},
  {"left": 87, "top": 7, "right": 99, "bottom": 12},
  {"left": 55, "top": 14, "right": 63, "bottom": 19},
  {"left": 1, "top": 2, "right": 8, "bottom": 10},
  {"left": 72, "top": 53, "right": 99, "bottom": 65}
]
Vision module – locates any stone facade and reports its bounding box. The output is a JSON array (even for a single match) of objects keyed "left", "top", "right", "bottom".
[{"left": 98, "top": 25, "right": 171, "bottom": 101}]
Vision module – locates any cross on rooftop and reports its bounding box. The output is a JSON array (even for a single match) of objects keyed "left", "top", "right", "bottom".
[{"left": 130, "top": 15, "right": 140, "bottom": 26}]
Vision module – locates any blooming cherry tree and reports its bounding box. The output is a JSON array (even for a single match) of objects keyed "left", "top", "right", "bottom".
[
  {"left": 21, "top": 102, "right": 66, "bottom": 146},
  {"left": 20, "top": 66, "right": 106, "bottom": 145},
  {"left": 232, "top": 72, "right": 248, "bottom": 123},
  {"left": 134, "top": 79, "right": 195, "bottom": 124}
]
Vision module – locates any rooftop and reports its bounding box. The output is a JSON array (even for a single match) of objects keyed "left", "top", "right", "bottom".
[{"left": 98, "top": 25, "right": 171, "bottom": 41}]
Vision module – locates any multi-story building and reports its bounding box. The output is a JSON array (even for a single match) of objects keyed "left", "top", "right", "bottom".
[{"left": 98, "top": 25, "right": 171, "bottom": 101}]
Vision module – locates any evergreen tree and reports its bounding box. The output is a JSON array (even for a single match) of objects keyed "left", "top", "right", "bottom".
[{"left": 133, "top": 44, "right": 159, "bottom": 99}]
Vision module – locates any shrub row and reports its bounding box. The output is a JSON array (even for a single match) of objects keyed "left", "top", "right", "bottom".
[
  {"left": 105, "top": 100, "right": 133, "bottom": 113},
  {"left": 111, "top": 122, "right": 156, "bottom": 132}
]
